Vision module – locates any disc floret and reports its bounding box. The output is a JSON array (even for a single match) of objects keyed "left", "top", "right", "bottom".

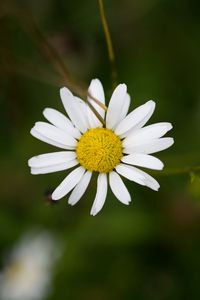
[{"left": 76, "top": 128, "right": 122, "bottom": 173}]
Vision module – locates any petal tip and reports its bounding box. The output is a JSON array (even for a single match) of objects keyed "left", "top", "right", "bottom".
[
  {"left": 51, "top": 192, "right": 60, "bottom": 201},
  {"left": 92, "top": 78, "right": 101, "bottom": 84},
  {"left": 120, "top": 83, "right": 127, "bottom": 91},
  {"left": 60, "top": 87, "right": 65, "bottom": 94},
  {"left": 148, "top": 100, "right": 156, "bottom": 107},
  {"left": 114, "top": 83, "right": 127, "bottom": 93},
  {"left": 90, "top": 207, "right": 100, "bottom": 216},
  {"left": 160, "top": 164, "right": 164, "bottom": 170},
  {"left": 60, "top": 87, "right": 72, "bottom": 97},
  {"left": 30, "top": 127, "right": 36, "bottom": 136},
  {"left": 30, "top": 168, "right": 37, "bottom": 175},
  {"left": 42, "top": 107, "right": 48, "bottom": 113},
  {"left": 27, "top": 158, "right": 32, "bottom": 167},
  {"left": 168, "top": 137, "right": 175, "bottom": 148},
  {"left": 43, "top": 107, "right": 53, "bottom": 117}
]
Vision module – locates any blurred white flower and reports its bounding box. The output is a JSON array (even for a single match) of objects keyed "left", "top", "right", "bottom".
[
  {"left": 29, "top": 79, "right": 174, "bottom": 215},
  {"left": 0, "top": 231, "right": 61, "bottom": 300}
]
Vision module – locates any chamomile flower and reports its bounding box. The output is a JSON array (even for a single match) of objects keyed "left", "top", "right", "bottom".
[
  {"left": 28, "top": 79, "right": 174, "bottom": 216},
  {"left": 0, "top": 232, "right": 60, "bottom": 300}
]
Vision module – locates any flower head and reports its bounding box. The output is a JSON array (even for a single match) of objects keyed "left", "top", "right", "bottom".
[{"left": 28, "top": 79, "right": 174, "bottom": 216}]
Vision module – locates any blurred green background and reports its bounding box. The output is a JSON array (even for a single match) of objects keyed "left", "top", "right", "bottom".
[{"left": 1, "top": 0, "right": 200, "bottom": 299}]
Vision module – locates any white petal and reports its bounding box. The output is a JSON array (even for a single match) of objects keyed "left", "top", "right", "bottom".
[
  {"left": 28, "top": 151, "right": 76, "bottom": 168},
  {"left": 106, "top": 84, "right": 127, "bottom": 129},
  {"left": 123, "top": 137, "right": 174, "bottom": 154},
  {"left": 52, "top": 166, "right": 85, "bottom": 200},
  {"left": 88, "top": 79, "right": 105, "bottom": 111},
  {"left": 121, "top": 154, "right": 164, "bottom": 170},
  {"left": 60, "top": 87, "right": 89, "bottom": 133},
  {"left": 120, "top": 100, "right": 156, "bottom": 138},
  {"left": 87, "top": 79, "right": 105, "bottom": 128},
  {"left": 115, "top": 100, "right": 155, "bottom": 137},
  {"left": 68, "top": 171, "right": 92, "bottom": 205},
  {"left": 74, "top": 96, "right": 88, "bottom": 117},
  {"left": 31, "top": 128, "right": 75, "bottom": 150},
  {"left": 144, "top": 173, "right": 160, "bottom": 191},
  {"left": 31, "top": 122, "right": 77, "bottom": 149},
  {"left": 43, "top": 108, "right": 81, "bottom": 139},
  {"left": 116, "top": 164, "right": 160, "bottom": 191},
  {"left": 116, "top": 163, "right": 146, "bottom": 186},
  {"left": 74, "top": 96, "right": 90, "bottom": 128},
  {"left": 31, "top": 128, "right": 65, "bottom": 149},
  {"left": 130, "top": 167, "right": 160, "bottom": 191},
  {"left": 119, "top": 93, "right": 131, "bottom": 122},
  {"left": 30, "top": 159, "right": 78, "bottom": 174},
  {"left": 123, "top": 122, "right": 173, "bottom": 147},
  {"left": 130, "top": 100, "right": 155, "bottom": 130},
  {"left": 90, "top": 173, "right": 108, "bottom": 216},
  {"left": 109, "top": 171, "right": 131, "bottom": 205}
]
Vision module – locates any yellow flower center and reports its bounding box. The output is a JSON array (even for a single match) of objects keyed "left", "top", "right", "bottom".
[{"left": 76, "top": 128, "right": 122, "bottom": 173}]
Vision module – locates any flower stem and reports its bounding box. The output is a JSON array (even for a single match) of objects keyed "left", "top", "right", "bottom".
[
  {"left": 98, "top": 0, "right": 117, "bottom": 89},
  {"left": 87, "top": 92, "right": 107, "bottom": 111},
  {"left": 155, "top": 165, "right": 200, "bottom": 176}
]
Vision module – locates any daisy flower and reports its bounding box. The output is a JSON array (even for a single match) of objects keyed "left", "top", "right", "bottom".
[
  {"left": 28, "top": 79, "right": 174, "bottom": 216},
  {"left": 0, "top": 231, "right": 60, "bottom": 300}
]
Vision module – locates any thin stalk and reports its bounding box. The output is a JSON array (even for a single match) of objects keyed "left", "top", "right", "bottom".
[
  {"left": 87, "top": 100, "right": 105, "bottom": 125},
  {"left": 98, "top": 0, "right": 117, "bottom": 88},
  {"left": 16, "top": 15, "right": 107, "bottom": 123},
  {"left": 4, "top": 59, "right": 63, "bottom": 87},
  {"left": 154, "top": 165, "right": 200, "bottom": 176},
  {"left": 87, "top": 91, "right": 107, "bottom": 111},
  {"left": 32, "top": 23, "right": 71, "bottom": 81}
]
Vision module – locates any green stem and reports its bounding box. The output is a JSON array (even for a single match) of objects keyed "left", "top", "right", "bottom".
[
  {"left": 98, "top": 0, "right": 117, "bottom": 89},
  {"left": 155, "top": 165, "right": 200, "bottom": 176}
]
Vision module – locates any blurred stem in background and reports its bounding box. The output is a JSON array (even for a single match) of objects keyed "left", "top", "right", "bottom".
[
  {"left": 98, "top": 0, "right": 117, "bottom": 89},
  {"left": 0, "top": 1, "right": 106, "bottom": 125},
  {"left": 157, "top": 165, "right": 200, "bottom": 176},
  {"left": 24, "top": 19, "right": 106, "bottom": 125}
]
